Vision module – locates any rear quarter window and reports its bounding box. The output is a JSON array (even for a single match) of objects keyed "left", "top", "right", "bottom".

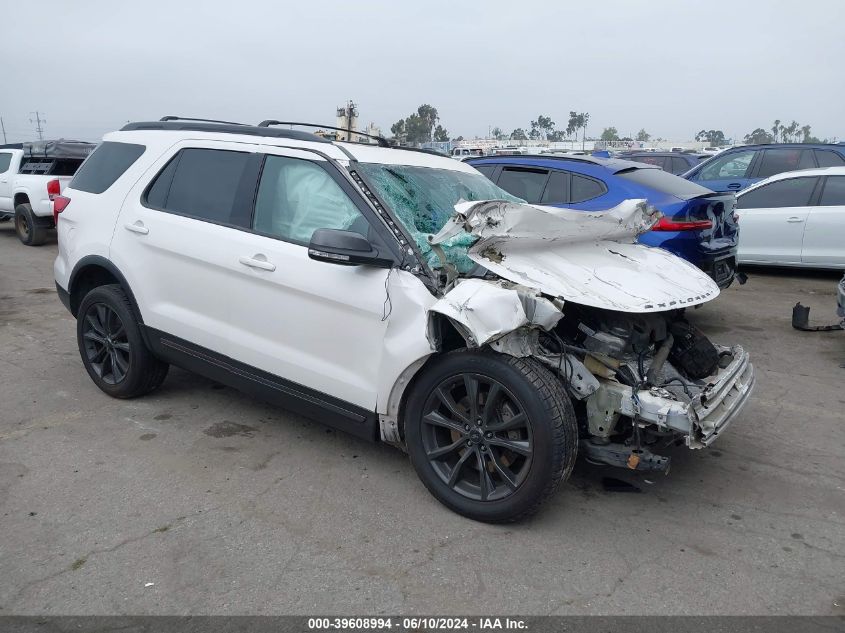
[
  {"left": 70, "top": 141, "right": 146, "bottom": 194},
  {"left": 616, "top": 167, "right": 713, "bottom": 199}
]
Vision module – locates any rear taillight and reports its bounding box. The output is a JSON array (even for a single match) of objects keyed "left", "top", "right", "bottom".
[
  {"left": 651, "top": 217, "right": 713, "bottom": 231},
  {"left": 47, "top": 179, "right": 61, "bottom": 201},
  {"left": 53, "top": 195, "right": 71, "bottom": 225}
]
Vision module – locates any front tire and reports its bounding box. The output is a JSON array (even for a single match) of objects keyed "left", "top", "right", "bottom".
[
  {"left": 77, "top": 285, "right": 169, "bottom": 398},
  {"left": 405, "top": 350, "right": 577, "bottom": 523},
  {"left": 14, "top": 203, "right": 48, "bottom": 246}
]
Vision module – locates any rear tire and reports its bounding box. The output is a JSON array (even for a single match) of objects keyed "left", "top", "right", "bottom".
[
  {"left": 77, "top": 284, "right": 169, "bottom": 398},
  {"left": 14, "top": 203, "right": 48, "bottom": 246},
  {"left": 405, "top": 349, "right": 577, "bottom": 523}
]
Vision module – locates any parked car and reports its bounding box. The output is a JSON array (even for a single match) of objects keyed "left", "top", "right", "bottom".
[
  {"left": 0, "top": 140, "right": 95, "bottom": 245},
  {"left": 54, "top": 117, "right": 754, "bottom": 522},
  {"left": 734, "top": 167, "right": 845, "bottom": 268},
  {"left": 684, "top": 143, "right": 845, "bottom": 193},
  {"left": 466, "top": 154, "right": 739, "bottom": 288},
  {"left": 617, "top": 151, "right": 709, "bottom": 175},
  {"left": 451, "top": 146, "right": 485, "bottom": 159}
]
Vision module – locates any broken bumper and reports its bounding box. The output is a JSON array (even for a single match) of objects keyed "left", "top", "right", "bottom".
[{"left": 592, "top": 345, "right": 755, "bottom": 448}]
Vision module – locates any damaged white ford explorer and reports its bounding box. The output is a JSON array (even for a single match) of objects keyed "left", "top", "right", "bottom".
[{"left": 54, "top": 118, "right": 755, "bottom": 522}]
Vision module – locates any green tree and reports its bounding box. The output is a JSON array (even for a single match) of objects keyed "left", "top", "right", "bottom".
[
  {"left": 636, "top": 129, "right": 651, "bottom": 142},
  {"left": 601, "top": 126, "right": 619, "bottom": 141},
  {"left": 744, "top": 128, "right": 774, "bottom": 144},
  {"left": 548, "top": 130, "right": 566, "bottom": 142},
  {"left": 491, "top": 126, "right": 504, "bottom": 140},
  {"left": 510, "top": 128, "right": 528, "bottom": 141},
  {"left": 695, "top": 129, "right": 726, "bottom": 146},
  {"left": 433, "top": 125, "right": 449, "bottom": 142},
  {"left": 528, "top": 114, "right": 555, "bottom": 140},
  {"left": 390, "top": 119, "right": 406, "bottom": 141},
  {"left": 771, "top": 119, "right": 781, "bottom": 143},
  {"left": 393, "top": 104, "right": 441, "bottom": 144}
]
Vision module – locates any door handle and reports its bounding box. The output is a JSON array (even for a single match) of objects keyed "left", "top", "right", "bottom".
[
  {"left": 239, "top": 255, "right": 276, "bottom": 271},
  {"left": 124, "top": 221, "right": 149, "bottom": 235},
  {"left": 786, "top": 217, "right": 804, "bottom": 223},
  {"left": 727, "top": 183, "right": 742, "bottom": 190}
]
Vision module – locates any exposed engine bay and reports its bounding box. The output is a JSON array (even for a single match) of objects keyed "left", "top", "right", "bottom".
[{"left": 422, "top": 199, "right": 755, "bottom": 473}]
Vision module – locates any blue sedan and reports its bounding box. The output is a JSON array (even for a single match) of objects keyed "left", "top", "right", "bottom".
[{"left": 467, "top": 154, "right": 739, "bottom": 289}]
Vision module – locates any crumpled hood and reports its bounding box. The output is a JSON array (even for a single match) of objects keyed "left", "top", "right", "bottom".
[{"left": 430, "top": 199, "right": 720, "bottom": 313}]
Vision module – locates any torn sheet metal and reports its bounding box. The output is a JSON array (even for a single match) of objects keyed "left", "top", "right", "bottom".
[
  {"left": 432, "top": 198, "right": 719, "bottom": 314},
  {"left": 430, "top": 198, "right": 660, "bottom": 246},
  {"left": 428, "top": 278, "right": 563, "bottom": 348}
]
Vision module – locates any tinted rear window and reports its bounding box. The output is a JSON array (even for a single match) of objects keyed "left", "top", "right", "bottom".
[
  {"left": 816, "top": 150, "right": 845, "bottom": 168},
  {"left": 70, "top": 142, "right": 145, "bottom": 194},
  {"left": 570, "top": 174, "right": 606, "bottom": 202},
  {"left": 737, "top": 177, "right": 817, "bottom": 209},
  {"left": 145, "top": 148, "right": 253, "bottom": 226},
  {"left": 819, "top": 176, "right": 845, "bottom": 206},
  {"left": 498, "top": 167, "right": 549, "bottom": 203},
  {"left": 616, "top": 167, "right": 712, "bottom": 199},
  {"left": 756, "top": 148, "right": 814, "bottom": 178},
  {"left": 0, "top": 153, "right": 12, "bottom": 173}
]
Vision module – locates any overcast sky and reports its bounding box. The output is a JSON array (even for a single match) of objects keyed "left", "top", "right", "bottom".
[{"left": 2, "top": 0, "right": 843, "bottom": 143}]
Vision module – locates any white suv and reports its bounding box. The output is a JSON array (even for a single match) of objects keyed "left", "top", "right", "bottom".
[{"left": 55, "top": 117, "right": 755, "bottom": 522}]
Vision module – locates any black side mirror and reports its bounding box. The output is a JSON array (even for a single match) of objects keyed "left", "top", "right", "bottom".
[{"left": 308, "top": 229, "right": 394, "bottom": 268}]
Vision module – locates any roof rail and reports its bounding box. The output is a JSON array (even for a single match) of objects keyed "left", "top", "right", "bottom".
[
  {"left": 259, "top": 120, "right": 391, "bottom": 148},
  {"left": 121, "top": 120, "right": 331, "bottom": 143},
  {"left": 160, "top": 115, "right": 246, "bottom": 125}
]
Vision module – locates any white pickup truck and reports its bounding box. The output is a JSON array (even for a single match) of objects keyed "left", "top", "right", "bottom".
[{"left": 0, "top": 140, "right": 95, "bottom": 245}]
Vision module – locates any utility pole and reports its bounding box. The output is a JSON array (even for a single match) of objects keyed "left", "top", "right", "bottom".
[
  {"left": 29, "top": 111, "right": 46, "bottom": 140},
  {"left": 0, "top": 117, "right": 6, "bottom": 144}
]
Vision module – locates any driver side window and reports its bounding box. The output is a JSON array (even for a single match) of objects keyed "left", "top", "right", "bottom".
[
  {"left": 698, "top": 150, "right": 755, "bottom": 180},
  {"left": 253, "top": 155, "right": 366, "bottom": 244}
]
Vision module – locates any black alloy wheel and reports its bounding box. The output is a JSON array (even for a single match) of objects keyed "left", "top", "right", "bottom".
[
  {"left": 76, "top": 284, "right": 169, "bottom": 398},
  {"left": 420, "top": 373, "right": 532, "bottom": 502},
  {"left": 406, "top": 350, "right": 577, "bottom": 523},
  {"left": 81, "top": 302, "right": 131, "bottom": 385}
]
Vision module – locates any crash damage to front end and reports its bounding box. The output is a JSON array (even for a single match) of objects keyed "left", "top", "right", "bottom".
[{"left": 426, "top": 199, "right": 755, "bottom": 473}]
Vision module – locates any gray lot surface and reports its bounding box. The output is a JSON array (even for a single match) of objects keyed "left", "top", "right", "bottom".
[{"left": 0, "top": 225, "right": 843, "bottom": 616}]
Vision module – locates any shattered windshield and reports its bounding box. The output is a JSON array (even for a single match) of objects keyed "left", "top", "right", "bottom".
[{"left": 356, "top": 163, "right": 522, "bottom": 273}]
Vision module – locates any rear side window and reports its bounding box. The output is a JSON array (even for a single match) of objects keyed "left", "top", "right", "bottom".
[
  {"left": 815, "top": 150, "right": 845, "bottom": 167},
  {"left": 570, "top": 174, "right": 606, "bottom": 202},
  {"left": 70, "top": 141, "right": 145, "bottom": 194},
  {"left": 0, "top": 152, "right": 11, "bottom": 173},
  {"left": 756, "top": 149, "right": 815, "bottom": 178},
  {"left": 144, "top": 148, "right": 254, "bottom": 226},
  {"left": 541, "top": 171, "right": 570, "bottom": 203},
  {"left": 737, "top": 177, "right": 817, "bottom": 209},
  {"left": 617, "top": 167, "right": 712, "bottom": 199},
  {"left": 819, "top": 176, "right": 845, "bottom": 206},
  {"left": 497, "top": 167, "right": 549, "bottom": 203}
]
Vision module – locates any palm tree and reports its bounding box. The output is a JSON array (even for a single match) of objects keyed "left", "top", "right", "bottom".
[
  {"left": 786, "top": 120, "right": 799, "bottom": 143},
  {"left": 772, "top": 120, "right": 780, "bottom": 143}
]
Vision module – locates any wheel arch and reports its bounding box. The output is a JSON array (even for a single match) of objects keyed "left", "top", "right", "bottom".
[
  {"left": 13, "top": 192, "right": 30, "bottom": 208},
  {"left": 68, "top": 256, "right": 145, "bottom": 326},
  {"left": 381, "top": 314, "right": 472, "bottom": 448}
]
